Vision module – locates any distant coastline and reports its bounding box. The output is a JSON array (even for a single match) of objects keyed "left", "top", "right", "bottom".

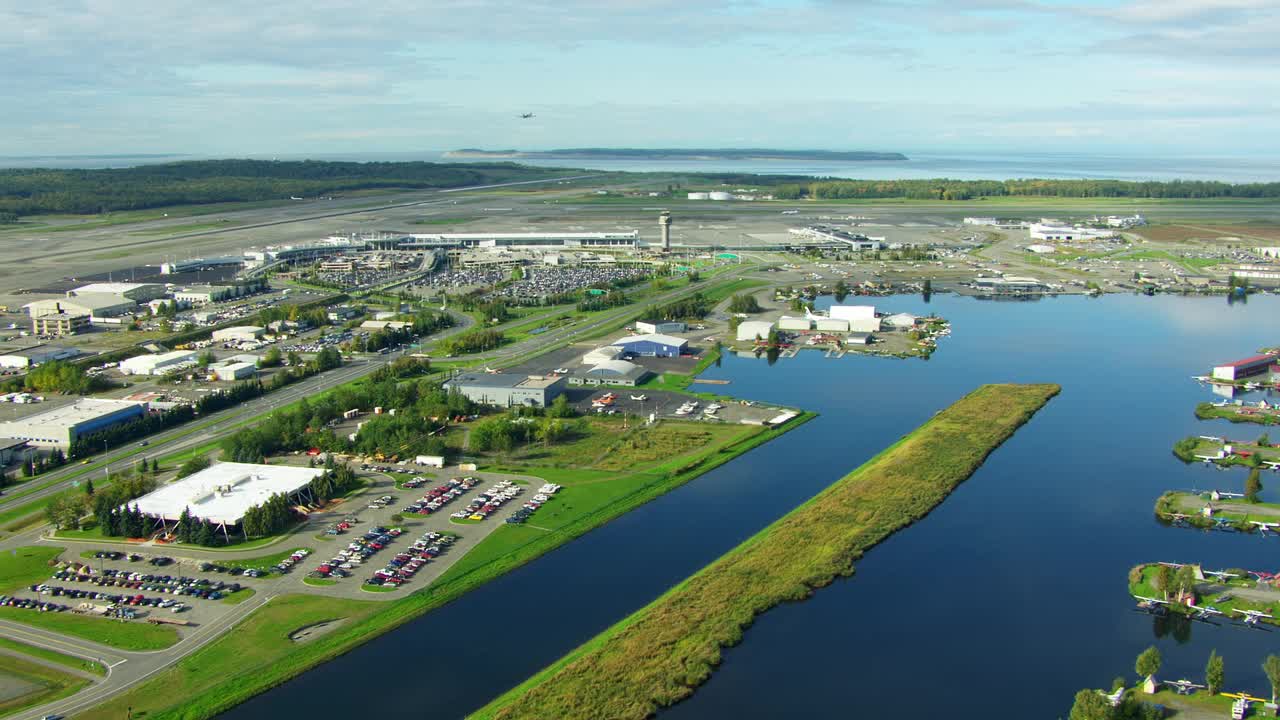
[{"left": 444, "top": 148, "right": 909, "bottom": 162}]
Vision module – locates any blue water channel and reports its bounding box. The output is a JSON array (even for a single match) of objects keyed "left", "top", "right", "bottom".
[{"left": 220, "top": 293, "right": 1280, "bottom": 719}]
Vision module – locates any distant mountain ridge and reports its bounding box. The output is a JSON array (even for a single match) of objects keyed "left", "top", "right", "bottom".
[{"left": 445, "top": 148, "right": 908, "bottom": 162}]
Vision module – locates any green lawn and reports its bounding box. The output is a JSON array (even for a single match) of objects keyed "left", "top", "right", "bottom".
[
  {"left": 218, "top": 548, "right": 313, "bottom": 574},
  {"left": 222, "top": 588, "right": 257, "bottom": 605},
  {"left": 0, "top": 546, "right": 64, "bottom": 593},
  {"left": 0, "top": 651, "right": 92, "bottom": 717},
  {"left": 302, "top": 577, "right": 335, "bottom": 587},
  {"left": 77, "top": 594, "right": 380, "bottom": 720},
  {"left": 0, "top": 606, "right": 178, "bottom": 651},
  {"left": 0, "top": 637, "right": 106, "bottom": 676},
  {"left": 470, "top": 383, "right": 1058, "bottom": 720}
]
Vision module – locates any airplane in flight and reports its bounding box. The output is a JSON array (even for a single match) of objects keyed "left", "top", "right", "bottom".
[{"left": 520, "top": 113, "right": 534, "bottom": 119}]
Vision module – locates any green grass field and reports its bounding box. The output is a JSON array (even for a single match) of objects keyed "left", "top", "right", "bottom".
[
  {"left": 0, "top": 651, "right": 92, "bottom": 717},
  {"left": 0, "top": 606, "right": 178, "bottom": 651},
  {"left": 0, "top": 637, "right": 106, "bottom": 676},
  {"left": 0, "top": 546, "right": 63, "bottom": 593},
  {"left": 470, "top": 383, "right": 1058, "bottom": 720}
]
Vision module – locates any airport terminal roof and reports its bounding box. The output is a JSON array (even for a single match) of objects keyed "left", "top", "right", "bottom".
[
  {"left": 129, "top": 462, "right": 325, "bottom": 525},
  {"left": 71, "top": 282, "right": 162, "bottom": 295}
]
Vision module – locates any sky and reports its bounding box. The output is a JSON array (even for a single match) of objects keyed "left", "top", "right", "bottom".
[{"left": 4, "top": 0, "right": 1279, "bottom": 157}]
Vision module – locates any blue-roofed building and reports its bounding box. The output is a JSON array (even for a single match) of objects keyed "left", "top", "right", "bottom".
[{"left": 611, "top": 333, "right": 688, "bottom": 358}]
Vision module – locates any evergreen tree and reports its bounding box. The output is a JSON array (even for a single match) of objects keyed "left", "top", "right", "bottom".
[{"left": 1206, "top": 650, "right": 1225, "bottom": 695}]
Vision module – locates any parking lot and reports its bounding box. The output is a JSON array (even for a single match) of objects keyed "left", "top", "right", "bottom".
[
  {"left": 286, "top": 465, "right": 549, "bottom": 598},
  {"left": 2, "top": 550, "right": 272, "bottom": 636}
]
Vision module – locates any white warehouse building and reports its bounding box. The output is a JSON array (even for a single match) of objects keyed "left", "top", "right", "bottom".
[
  {"left": 736, "top": 320, "right": 775, "bottom": 342},
  {"left": 119, "top": 351, "right": 198, "bottom": 376},
  {"left": 211, "top": 326, "right": 265, "bottom": 343}
]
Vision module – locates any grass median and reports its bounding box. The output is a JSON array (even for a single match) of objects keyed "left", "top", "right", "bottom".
[
  {"left": 0, "top": 637, "right": 106, "bottom": 676},
  {"left": 0, "top": 651, "right": 93, "bottom": 717},
  {"left": 470, "top": 383, "right": 1059, "bottom": 720}
]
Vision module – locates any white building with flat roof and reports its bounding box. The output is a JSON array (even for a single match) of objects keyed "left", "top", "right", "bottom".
[
  {"left": 0, "top": 345, "right": 81, "bottom": 369},
  {"left": 70, "top": 283, "right": 167, "bottom": 302},
  {"left": 119, "top": 350, "right": 198, "bottom": 376},
  {"left": 211, "top": 326, "right": 264, "bottom": 343},
  {"left": 25, "top": 294, "right": 136, "bottom": 319},
  {"left": 0, "top": 398, "right": 147, "bottom": 448},
  {"left": 129, "top": 462, "right": 326, "bottom": 527}
]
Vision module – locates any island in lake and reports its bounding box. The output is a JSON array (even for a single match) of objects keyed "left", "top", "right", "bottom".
[{"left": 444, "top": 148, "right": 908, "bottom": 162}]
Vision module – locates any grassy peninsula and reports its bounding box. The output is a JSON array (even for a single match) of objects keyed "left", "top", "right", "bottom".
[{"left": 470, "top": 383, "right": 1059, "bottom": 720}]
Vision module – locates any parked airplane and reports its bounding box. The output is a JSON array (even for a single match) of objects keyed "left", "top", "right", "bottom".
[
  {"left": 1166, "top": 679, "right": 1205, "bottom": 695},
  {"left": 630, "top": 395, "right": 647, "bottom": 401},
  {"left": 1232, "top": 609, "right": 1272, "bottom": 626}
]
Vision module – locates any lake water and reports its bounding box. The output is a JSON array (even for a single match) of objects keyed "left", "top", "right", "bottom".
[
  {"left": 7, "top": 151, "right": 1279, "bottom": 183},
  {"left": 220, "top": 293, "right": 1280, "bottom": 719}
]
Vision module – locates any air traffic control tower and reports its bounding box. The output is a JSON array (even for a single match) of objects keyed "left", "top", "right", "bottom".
[{"left": 658, "top": 211, "right": 672, "bottom": 251}]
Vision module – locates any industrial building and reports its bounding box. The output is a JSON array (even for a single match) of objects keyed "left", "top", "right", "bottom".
[
  {"left": 827, "top": 305, "right": 881, "bottom": 332},
  {"left": 1212, "top": 355, "right": 1278, "bottom": 382},
  {"left": 399, "top": 231, "right": 638, "bottom": 251},
  {"left": 0, "top": 398, "right": 147, "bottom": 448},
  {"left": 846, "top": 332, "right": 873, "bottom": 345},
  {"left": 611, "top": 333, "right": 688, "bottom": 358},
  {"left": 211, "top": 362, "right": 256, "bottom": 381},
  {"left": 635, "top": 320, "right": 686, "bottom": 335},
  {"left": 119, "top": 350, "right": 198, "bottom": 376},
  {"left": 1028, "top": 222, "right": 1117, "bottom": 241},
  {"left": 25, "top": 294, "right": 137, "bottom": 319},
  {"left": 789, "top": 226, "right": 887, "bottom": 251},
  {"left": 128, "top": 461, "right": 326, "bottom": 529},
  {"left": 442, "top": 373, "right": 566, "bottom": 408},
  {"left": 736, "top": 320, "right": 775, "bottom": 342},
  {"left": 174, "top": 285, "right": 236, "bottom": 306},
  {"left": 568, "top": 360, "right": 651, "bottom": 387},
  {"left": 582, "top": 346, "right": 625, "bottom": 365},
  {"left": 972, "top": 277, "right": 1047, "bottom": 294},
  {"left": 211, "top": 326, "right": 265, "bottom": 343},
  {"left": 360, "top": 320, "right": 411, "bottom": 331},
  {"left": 778, "top": 316, "right": 813, "bottom": 331},
  {"left": 31, "top": 311, "right": 90, "bottom": 336},
  {"left": 70, "top": 282, "right": 167, "bottom": 302},
  {"left": 883, "top": 313, "right": 918, "bottom": 328},
  {"left": 0, "top": 438, "right": 32, "bottom": 466},
  {"left": 0, "top": 345, "right": 81, "bottom": 369},
  {"left": 1232, "top": 266, "right": 1280, "bottom": 286},
  {"left": 814, "top": 317, "right": 849, "bottom": 332}
]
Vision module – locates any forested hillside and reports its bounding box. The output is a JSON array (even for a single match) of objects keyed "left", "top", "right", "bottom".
[
  {"left": 0, "top": 159, "right": 567, "bottom": 217},
  {"left": 769, "top": 178, "right": 1280, "bottom": 201}
]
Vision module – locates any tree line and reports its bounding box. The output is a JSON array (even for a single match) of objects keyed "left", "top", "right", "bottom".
[
  {"left": 0, "top": 160, "right": 559, "bottom": 218},
  {"left": 440, "top": 328, "right": 505, "bottom": 355},
  {"left": 220, "top": 358, "right": 465, "bottom": 463},
  {"left": 771, "top": 178, "right": 1280, "bottom": 202},
  {"left": 652, "top": 293, "right": 711, "bottom": 321}
]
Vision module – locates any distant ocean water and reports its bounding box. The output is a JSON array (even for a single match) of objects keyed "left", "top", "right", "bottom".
[{"left": 3, "top": 150, "right": 1277, "bottom": 183}]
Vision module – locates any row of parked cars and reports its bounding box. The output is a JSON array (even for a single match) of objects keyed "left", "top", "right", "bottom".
[
  {"left": 506, "top": 483, "right": 562, "bottom": 525},
  {"left": 29, "top": 584, "right": 201, "bottom": 611},
  {"left": 313, "top": 525, "right": 405, "bottom": 579},
  {"left": 451, "top": 480, "right": 525, "bottom": 521},
  {"left": 91, "top": 550, "right": 176, "bottom": 567},
  {"left": 0, "top": 595, "right": 68, "bottom": 613},
  {"left": 51, "top": 567, "right": 240, "bottom": 599},
  {"left": 404, "top": 476, "right": 478, "bottom": 516},
  {"left": 269, "top": 548, "right": 312, "bottom": 574},
  {"left": 366, "top": 531, "right": 455, "bottom": 588}
]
